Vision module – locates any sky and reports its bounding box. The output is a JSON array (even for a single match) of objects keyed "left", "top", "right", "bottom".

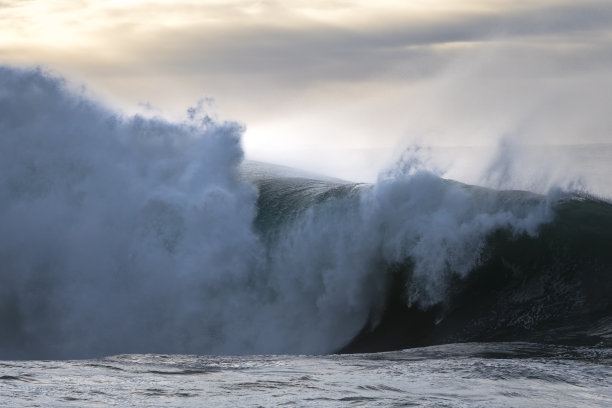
[{"left": 2, "top": 0, "right": 612, "bottom": 181}]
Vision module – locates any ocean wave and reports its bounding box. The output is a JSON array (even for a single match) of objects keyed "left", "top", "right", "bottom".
[{"left": 1, "top": 66, "right": 610, "bottom": 359}]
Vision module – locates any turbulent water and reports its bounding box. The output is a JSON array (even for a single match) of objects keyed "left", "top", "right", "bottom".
[
  {"left": 1, "top": 66, "right": 612, "bottom": 405},
  {"left": 2, "top": 343, "right": 611, "bottom": 407}
]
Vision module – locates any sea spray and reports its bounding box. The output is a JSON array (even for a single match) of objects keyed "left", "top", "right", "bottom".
[
  {"left": 1, "top": 66, "right": 559, "bottom": 358},
  {"left": 0, "top": 66, "right": 262, "bottom": 357}
]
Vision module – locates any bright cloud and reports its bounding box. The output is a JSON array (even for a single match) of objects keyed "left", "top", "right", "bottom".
[{"left": 1, "top": 0, "right": 612, "bottom": 181}]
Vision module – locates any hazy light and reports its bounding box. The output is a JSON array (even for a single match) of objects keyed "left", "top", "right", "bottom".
[{"left": 1, "top": 0, "right": 611, "bottom": 182}]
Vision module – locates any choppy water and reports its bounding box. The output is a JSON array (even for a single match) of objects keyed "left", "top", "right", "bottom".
[{"left": 2, "top": 343, "right": 611, "bottom": 407}]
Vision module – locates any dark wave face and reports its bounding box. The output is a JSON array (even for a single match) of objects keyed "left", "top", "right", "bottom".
[
  {"left": 341, "top": 194, "right": 612, "bottom": 353},
  {"left": 1, "top": 66, "right": 611, "bottom": 359},
  {"left": 245, "top": 163, "right": 612, "bottom": 354}
]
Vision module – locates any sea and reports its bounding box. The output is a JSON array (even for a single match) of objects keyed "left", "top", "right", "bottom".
[
  {"left": 1, "top": 66, "right": 612, "bottom": 406},
  {"left": 2, "top": 343, "right": 612, "bottom": 407}
]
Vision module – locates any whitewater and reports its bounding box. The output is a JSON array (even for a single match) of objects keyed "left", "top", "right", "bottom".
[{"left": 1, "top": 66, "right": 611, "bottom": 406}]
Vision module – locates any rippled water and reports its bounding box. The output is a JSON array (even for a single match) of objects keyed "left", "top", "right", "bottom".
[{"left": 2, "top": 342, "right": 611, "bottom": 407}]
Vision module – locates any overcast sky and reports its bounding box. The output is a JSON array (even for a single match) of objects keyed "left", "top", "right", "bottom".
[{"left": 2, "top": 0, "right": 612, "bottom": 180}]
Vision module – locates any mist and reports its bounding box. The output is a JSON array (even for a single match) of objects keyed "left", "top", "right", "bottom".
[
  {"left": 2, "top": 1, "right": 611, "bottom": 187},
  {"left": 2, "top": 1, "right": 612, "bottom": 359},
  {"left": 1, "top": 66, "right": 559, "bottom": 358}
]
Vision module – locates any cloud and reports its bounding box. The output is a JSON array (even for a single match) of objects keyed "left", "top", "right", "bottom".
[
  {"left": 2, "top": 0, "right": 612, "bottom": 182},
  {"left": 5, "top": 0, "right": 612, "bottom": 85}
]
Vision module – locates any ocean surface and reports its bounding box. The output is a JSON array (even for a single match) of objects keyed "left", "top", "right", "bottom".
[
  {"left": 2, "top": 67, "right": 612, "bottom": 406},
  {"left": 2, "top": 343, "right": 612, "bottom": 407}
]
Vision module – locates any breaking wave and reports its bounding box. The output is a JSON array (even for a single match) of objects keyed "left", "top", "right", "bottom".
[{"left": 1, "top": 66, "right": 610, "bottom": 359}]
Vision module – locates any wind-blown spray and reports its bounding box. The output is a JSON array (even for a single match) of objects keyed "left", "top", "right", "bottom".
[{"left": 0, "top": 67, "right": 579, "bottom": 359}]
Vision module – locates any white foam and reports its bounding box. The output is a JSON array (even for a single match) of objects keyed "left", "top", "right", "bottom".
[{"left": 0, "top": 66, "right": 557, "bottom": 358}]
